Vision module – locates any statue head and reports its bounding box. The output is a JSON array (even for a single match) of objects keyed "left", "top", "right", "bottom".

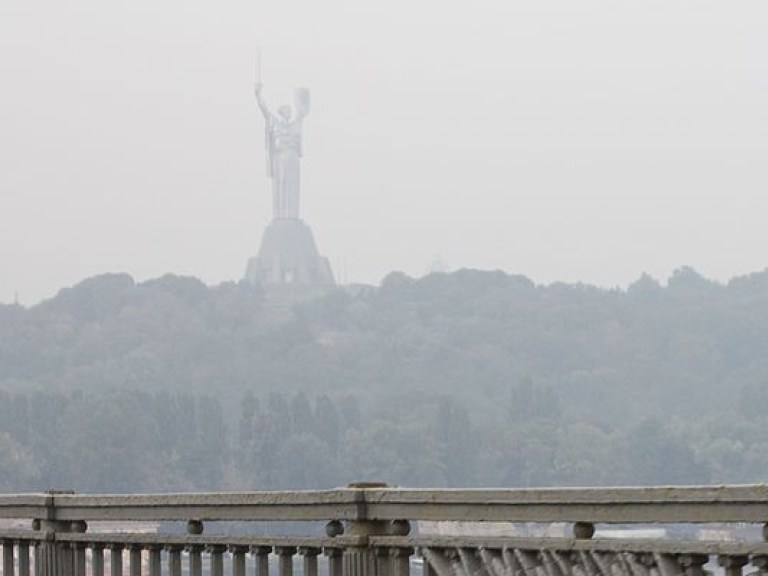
[{"left": 278, "top": 105, "right": 292, "bottom": 121}]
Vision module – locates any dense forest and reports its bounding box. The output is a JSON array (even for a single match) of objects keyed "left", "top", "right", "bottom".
[{"left": 1, "top": 267, "right": 768, "bottom": 491}]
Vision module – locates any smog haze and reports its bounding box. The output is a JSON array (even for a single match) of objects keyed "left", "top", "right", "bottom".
[{"left": 1, "top": 0, "right": 767, "bottom": 303}]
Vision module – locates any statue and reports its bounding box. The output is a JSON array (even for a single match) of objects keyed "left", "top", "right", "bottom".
[
  {"left": 255, "top": 82, "right": 310, "bottom": 220},
  {"left": 245, "top": 59, "right": 334, "bottom": 291}
]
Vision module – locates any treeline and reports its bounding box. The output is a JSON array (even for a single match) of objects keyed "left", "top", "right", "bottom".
[{"left": 1, "top": 384, "right": 767, "bottom": 492}]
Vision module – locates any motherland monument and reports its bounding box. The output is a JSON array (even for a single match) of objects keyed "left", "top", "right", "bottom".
[{"left": 244, "top": 59, "right": 334, "bottom": 290}]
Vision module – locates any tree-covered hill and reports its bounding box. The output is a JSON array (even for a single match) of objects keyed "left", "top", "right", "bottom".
[
  {"left": 1, "top": 267, "right": 768, "bottom": 491},
  {"left": 4, "top": 267, "right": 768, "bottom": 423}
]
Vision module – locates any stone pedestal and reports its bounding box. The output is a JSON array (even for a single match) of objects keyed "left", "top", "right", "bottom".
[{"left": 245, "top": 218, "right": 334, "bottom": 289}]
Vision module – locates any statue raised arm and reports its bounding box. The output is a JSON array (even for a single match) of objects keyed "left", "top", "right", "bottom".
[{"left": 254, "top": 83, "right": 277, "bottom": 123}]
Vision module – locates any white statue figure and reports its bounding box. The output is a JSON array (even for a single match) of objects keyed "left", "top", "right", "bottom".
[{"left": 255, "top": 83, "right": 310, "bottom": 220}]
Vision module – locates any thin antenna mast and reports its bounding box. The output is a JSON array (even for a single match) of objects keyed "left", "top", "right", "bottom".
[{"left": 255, "top": 46, "right": 262, "bottom": 84}]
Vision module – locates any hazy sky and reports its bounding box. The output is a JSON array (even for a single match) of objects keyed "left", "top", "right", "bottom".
[{"left": 1, "top": 0, "right": 767, "bottom": 304}]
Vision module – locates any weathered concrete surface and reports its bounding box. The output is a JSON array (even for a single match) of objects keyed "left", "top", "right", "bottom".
[
  {"left": 3, "top": 485, "right": 768, "bottom": 524},
  {"left": 3, "top": 485, "right": 768, "bottom": 576}
]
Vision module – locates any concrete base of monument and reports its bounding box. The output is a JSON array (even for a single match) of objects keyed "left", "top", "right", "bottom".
[{"left": 244, "top": 218, "right": 335, "bottom": 294}]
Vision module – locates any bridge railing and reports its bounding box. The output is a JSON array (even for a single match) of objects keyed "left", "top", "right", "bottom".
[{"left": 2, "top": 484, "right": 768, "bottom": 576}]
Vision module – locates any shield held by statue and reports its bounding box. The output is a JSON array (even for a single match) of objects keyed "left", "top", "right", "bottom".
[{"left": 294, "top": 87, "right": 310, "bottom": 117}]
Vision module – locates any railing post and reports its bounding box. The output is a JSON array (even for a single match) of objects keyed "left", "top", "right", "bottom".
[
  {"left": 71, "top": 523, "right": 87, "bottom": 576},
  {"left": 36, "top": 491, "right": 78, "bottom": 576},
  {"left": 335, "top": 483, "right": 405, "bottom": 576},
  {"left": 341, "top": 514, "right": 385, "bottom": 574},
  {"left": 37, "top": 523, "right": 62, "bottom": 576}
]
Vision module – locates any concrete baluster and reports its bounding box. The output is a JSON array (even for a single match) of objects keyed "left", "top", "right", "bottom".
[
  {"left": 324, "top": 548, "right": 342, "bottom": 576},
  {"left": 445, "top": 550, "right": 464, "bottom": 576},
  {"left": 187, "top": 545, "right": 204, "bottom": 576},
  {"left": 275, "top": 547, "right": 296, "bottom": 576},
  {"left": 554, "top": 551, "right": 576, "bottom": 576},
  {"left": 589, "top": 552, "right": 613, "bottom": 576},
  {"left": 750, "top": 554, "right": 768, "bottom": 576},
  {"left": 71, "top": 544, "right": 86, "bottom": 576},
  {"left": 479, "top": 548, "right": 506, "bottom": 576},
  {"left": 614, "top": 553, "right": 634, "bottom": 576},
  {"left": 541, "top": 551, "right": 563, "bottom": 576},
  {"left": 751, "top": 556, "right": 768, "bottom": 576},
  {"left": 4, "top": 541, "right": 15, "bottom": 576},
  {"left": 421, "top": 548, "right": 453, "bottom": 576},
  {"left": 128, "top": 545, "right": 142, "bottom": 576},
  {"left": 457, "top": 549, "right": 483, "bottom": 576},
  {"left": 146, "top": 546, "right": 161, "bottom": 576},
  {"left": 231, "top": 546, "right": 248, "bottom": 576},
  {"left": 654, "top": 554, "right": 682, "bottom": 576},
  {"left": 299, "top": 547, "right": 321, "bottom": 576},
  {"left": 208, "top": 545, "right": 227, "bottom": 576},
  {"left": 18, "top": 542, "right": 31, "bottom": 576},
  {"left": 514, "top": 550, "right": 540, "bottom": 576},
  {"left": 501, "top": 548, "right": 521, "bottom": 576},
  {"left": 251, "top": 546, "right": 272, "bottom": 576},
  {"left": 391, "top": 548, "right": 412, "bottom": 576},
  {"left": 420, "top": 551, "right": 434, "bottom": 576},
  {"left": 577, "top": 551, "right": 599, "bottom": 576},
  {"left": 109, "top": 545, "right": 124, "bottom": 576},
  {"left": 676, "top": 555, "right": 707, "bottom": 576},
  {"left": 624, "top": 553, "right": 650, "bottom": 576},
  {"left": 638, "top": 554, "right": 656, "bottom": 576},
  {"left": 562, "top": 551, "right": 579, "bottom": 576},
  {"left": 166, "top": 546, "right": 183, "bottom": 576},
  {"left": 91, "top": 545, "right": 105, "bottom": 576},
  {"left": 374, "top": 548, "right": 390, "bottom": 576},
  {"left": 719, "top": 556, "right": 748, "bottom": 576},
  {"left": 33, "top": 540, "right": 40, "bottom": 576}
]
